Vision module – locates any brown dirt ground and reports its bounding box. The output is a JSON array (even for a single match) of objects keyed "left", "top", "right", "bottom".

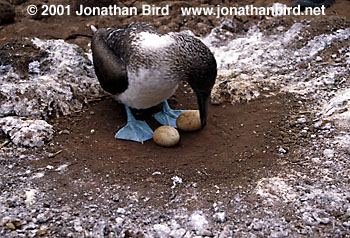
[{"left": 23, "top": 84, "right": 300, "bottom": 213}]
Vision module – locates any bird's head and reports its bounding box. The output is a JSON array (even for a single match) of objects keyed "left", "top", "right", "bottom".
[
  {"left": 183, "top": 39, "right": 217, "bottom": 128},
  {"left": 189, "top": 63, "right": 217, "bottom": 128}
]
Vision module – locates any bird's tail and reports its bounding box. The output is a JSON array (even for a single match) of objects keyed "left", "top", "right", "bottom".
[
  {"left": 91, "top": 25, "right": 98, "bottom": 33},
  {"left": 65, "top": 34, "right": 92, "bottom": 40},
  {"left": 65, "top": 25, "right": 98, "bottom": 40}
]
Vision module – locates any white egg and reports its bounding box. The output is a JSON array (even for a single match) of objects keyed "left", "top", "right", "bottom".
[
  {"left": 176, "top": 110, "right": 201, "bottom": 132},
  {"left": 153, "top": 126, "right": 180, "bottom": 147}
]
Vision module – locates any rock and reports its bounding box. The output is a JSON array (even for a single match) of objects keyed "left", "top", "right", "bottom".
[
  {"left": 251, "top": 220, "right": 263, "bottom": 231},
  {"left": 290, "top": 157, "right": 301, "bottom": 163},
  {"left": 188, "top": 211, "right": 209, "bottom": 233},
  {"left": 323, "top": 149, "right": 334, "bottom": 158},
  {"left": 0, "top": 117, "right": 54, "bottom": 147},
  {"left": 36, "top": 212, "right": 51, "bottom": 223},
  {"left": 6, "top": 222, "right": 16, "bottom": 230},
  {"left": 343, "top": 221, "right": 350, "bottom": 227},
  {"left": 213, "top": 212, "right": 226, "bottom": 223},
  {"left": 313, "top": 120, "right": 323, "bottom": 129},
  {"left": 60, "top": 129, "right": 71, "bottom": 135},
  {"left": 197, "top": 229, "right": 212, "bottom": 236},
  {"left": 169, "top": 228, "right": 186, "bottom": 238},
  {"left": 183, "top": 231, "right": 195, "bottom": 238},
  {"left": 0, "top": 38, "right": 102, "bottom": 118},
  {"left": 115, "top": 217, "right": 124, "bottom": 226},
  {"left": 296, "top": 118, "right": 307, "bottom": 124},
  {"left": 171, "top": 176, "right": 183, "bottom": 189},
  {"left": 153, "top": 224, "right": 171, "bottom": 237},
  {"left": 117, "top": 208, "right": 126, "bottom": 214},
  {"left": 313, "top": 212, "right": 331, "bottom": 225},
  {"left": 219, "top": 225, "right": 233, "bottom": 238},
  {"left": 13, "top": 221, "right": 22, "bottom": 229},
  {"left": 0, "top": 0, "right": 15, "bottom": 25},
  {"left": 321, "top": 123, "right": 332, "bottom": 130},
  {"left": 36, "top": 228, "right": 48, "bottom": 236},
  {"left": 270, "top": 229, "right": 289, "bottom": 238},
  {"left": 311, "top": 157, "right": 321, "bottom": 164},
  {"left": 112, "top": 194, "right": 120, "bottom": 202},
  {"left": 278, "top": 146, "right": 288, "bottom": 154},
  {"left": 92, "top": 220, "right": 106, "bottom": 237},
  {"left": 73, "top": 220, "right": 83, "bottom": 232}
]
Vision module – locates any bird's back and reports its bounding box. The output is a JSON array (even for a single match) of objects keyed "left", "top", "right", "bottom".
[{"left": 105, "top": 23, "right": 165, "bottom": 68}]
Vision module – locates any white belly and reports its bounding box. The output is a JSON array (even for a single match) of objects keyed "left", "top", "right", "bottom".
[{"left": 115, "top": 67, "right": 179, "bottom": 109}]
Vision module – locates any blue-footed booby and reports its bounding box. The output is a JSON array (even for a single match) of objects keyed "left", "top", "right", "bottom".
[{"left": 91, "top": 22, "right": 217, "bottom": 143}]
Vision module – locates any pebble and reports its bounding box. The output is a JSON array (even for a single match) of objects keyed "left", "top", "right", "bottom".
[
  {"left": 343, "top": 221, "right": 350, "bottom": 227},
  {"left": 315, "top": 56, "right": 322, "bottom": 62},
  {"left": 115, "top": 217, "right": 124, "bottom": 226},
  {"left": 36, "top": 228, "right": 48, "bottom": 236},
  {"left": 270, "top": 230, "right": 289, "bottom": 238},
  {"left": 296, "top": 118, "right": 307, "bottom": 124},
  {"left": 311, "top": 157, "right": 321, "bottom": 164},
  {"left": 112, "top": 194, "right": 120, "bottom": 202},
  {"left": 170, "top": 228, "right": 186, "bottom": 238},
  {"left": 183, "top": 231, "right": 195, "bottom": 238},
  {"left": 313, "top": 212, "right": 331, "bottom": 225},
  {"left": 334, "top": 58, "right": 342, "bottom": 63},
  {"left": 196, "top": 229, "right": 212, "bottom": 236},
  {"left": 323, "top": 149, "right": 334, "bottom": 158},
  {"left": 290, "top": 157, "right": 301, "bottom": 163},
  {"left": 278, "top": 146, "right": 288, "bottom": 154},
  {"left": 189, "top": 212, "right": 208, "bottom": 232},
  {"left": 321, "top": 123, "right": 332, "bottom": 130},
  {"left": 213, "top": 212, "right": 226, "bottom": 223},
  {"left": 313, "top": 120, "right": 323, "bottom": 129},
  {"left": 6, "top": 222, "right": 16, "bottom": 230},
  {"left": 153, "top": 224, "right": 171, "bottom": 237},
  {"left": 218, "top": 225, "right": 233, "bottom": 238},
  {"left": 251, "top": 220, "right": 263, "bottom": 231},
  {"left": 36, "top": 212, "right": 51, "bottom": 223},
  {"left": 61, "top": 129, "right": 70, "bottom": 135},
  {"left": 74, "top": 220, "right": 83, "bottom": 232},
  {"left": 116, "top": 208, "right": 126, "bottom": 214},
  {"left": 318, "top": 217, "right": 331, "bottom": 225}
]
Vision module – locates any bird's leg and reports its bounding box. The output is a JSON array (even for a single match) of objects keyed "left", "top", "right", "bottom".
[
  {"left": 115, "top": 105, "right": 153, "bottom": 143},
  {"left": 153, "top": 100, "right": 187, "bottom": 128}
]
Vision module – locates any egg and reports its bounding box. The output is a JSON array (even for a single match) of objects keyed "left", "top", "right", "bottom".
[
  {"left": 176, "top": 110, "right": 201, "bottom": 132},
  {"left": 153, "top": 126, "right": 180, "bottom": 147}
]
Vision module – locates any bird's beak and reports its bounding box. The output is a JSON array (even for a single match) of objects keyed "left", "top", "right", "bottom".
[{"left": 195, "top": 91, "right": 210, "bottom": 128}]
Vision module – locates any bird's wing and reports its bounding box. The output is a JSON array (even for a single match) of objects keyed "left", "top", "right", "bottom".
[{"left": 91, "top": 28, "right": 128, "bottom": 95}]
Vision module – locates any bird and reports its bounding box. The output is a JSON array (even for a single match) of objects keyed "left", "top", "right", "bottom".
[
  {"left": 91, "top": 22, "right": 217, "bottom": 143},
  {"left": 292, "top": 0, "right": 335, "bottom": 8}
]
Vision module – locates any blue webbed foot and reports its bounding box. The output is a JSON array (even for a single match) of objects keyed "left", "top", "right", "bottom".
[
  {"left": 115, "top": 105, "right": 153, "bottom": 143},
  {"left": 153, "top": 101, "right": 187, "bottom": 128}
]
